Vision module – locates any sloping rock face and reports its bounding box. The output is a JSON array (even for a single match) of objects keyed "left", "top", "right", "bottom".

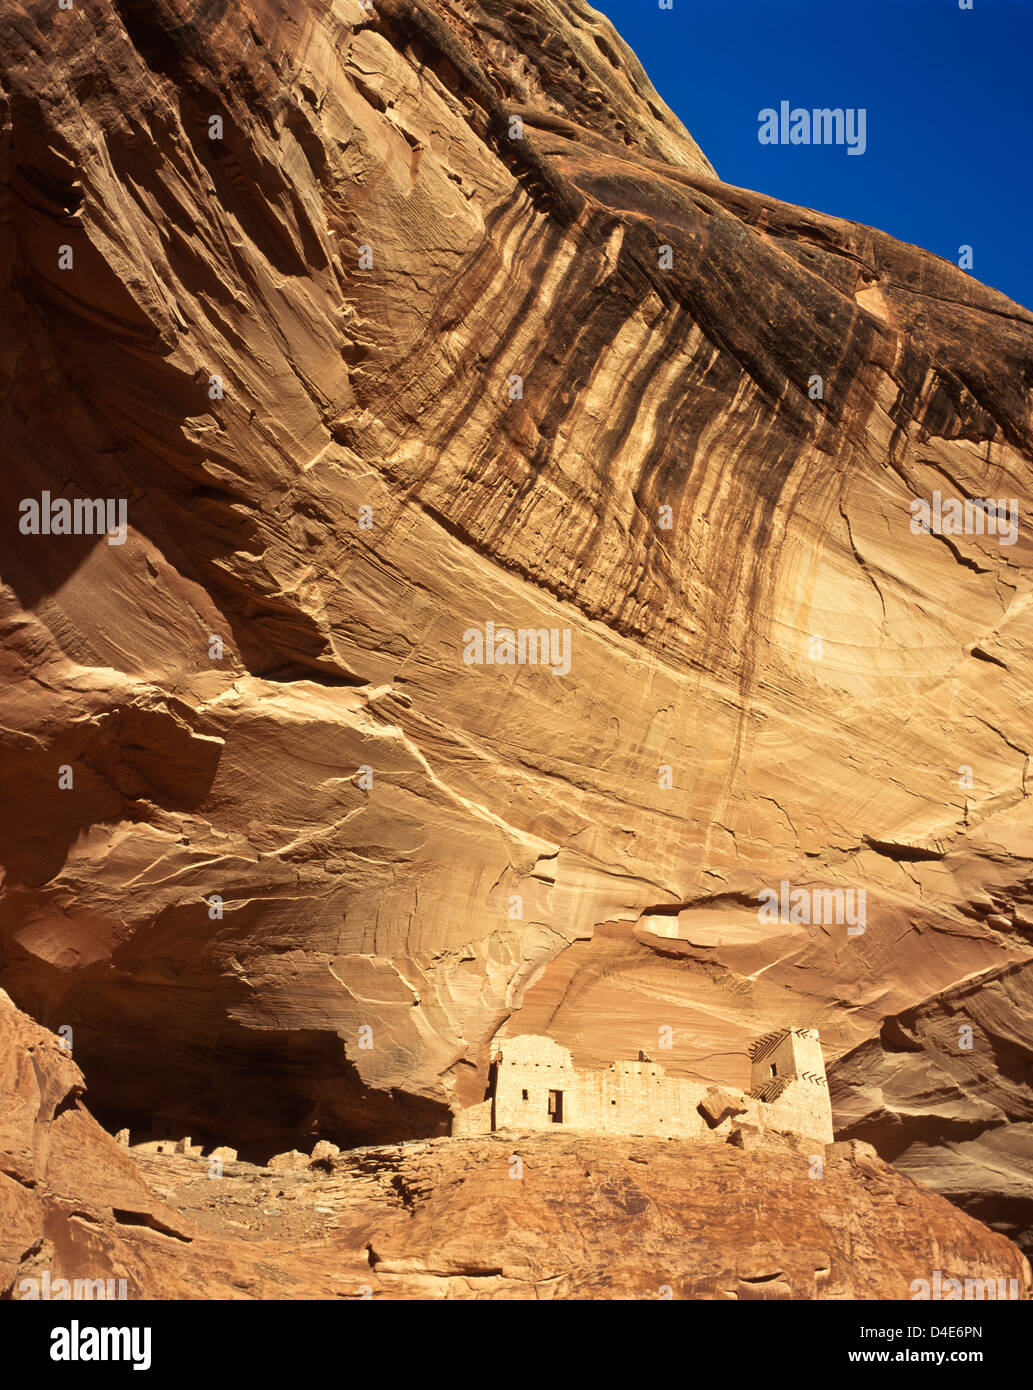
[
  {"left": 1, "top": 0, "right": 1032, "bottom": 1236},
  {"left": 829, "top": 959, "right": 1033, "bottom": 1255},
  {"left": 0, "top": 987, "right": 275, "bottom": 1300},
  {"left": 347, "top": 1133, "right": 1033, "bottom": 1300},
  {"left": 3, "top": 990, "right": 1028, "bottom": 1300}
]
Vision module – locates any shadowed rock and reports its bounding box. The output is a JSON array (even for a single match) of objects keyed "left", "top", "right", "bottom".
[{"left": 0, "top": 0, "right": 1032, "bottom": 1248}]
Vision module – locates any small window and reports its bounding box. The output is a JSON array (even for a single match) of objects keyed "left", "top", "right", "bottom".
[
  {"left": 521, "top": 1089, "right": 529, "bottom": 1101},
  {"left": 611, "top": 1099, "right": 617, "bottom": 1105},
  {"left": 770, "top": 1063, "right": 778, "bottom": 1077}
]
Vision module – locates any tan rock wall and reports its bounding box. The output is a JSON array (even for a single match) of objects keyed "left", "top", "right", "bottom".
[{"left": 0, "top": 0, "right": 1030, "bottom": 1222}]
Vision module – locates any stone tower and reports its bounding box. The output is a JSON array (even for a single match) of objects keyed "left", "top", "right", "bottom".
[{"left": 748, "top": 1027, "right": 833, "bottom": 1143}]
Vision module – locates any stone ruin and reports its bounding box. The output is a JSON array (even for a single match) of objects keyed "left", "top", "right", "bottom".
[
  {"left": 121, "top": 1128, "right": 340, "bottom": 1171},
  {"left": 120, "top": 1028, "right": 834, "bottom": 1166},
  {"left": 124, "top": 1132, "right": 239, "bottom": 1164},
  {"left": 452, "top": 1027, "right": 834, "bottom": 1146}
]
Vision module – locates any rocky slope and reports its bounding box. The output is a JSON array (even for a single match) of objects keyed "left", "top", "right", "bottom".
[
  {"left": 829, "top": 958, "right": 1033, "bottom": 1254},
  {"left": 1, "top": 0, "right": 1032, "bottom": 1250},
  {"left": 3, "top": 992, "right": 1028, "bottom": 1300}
]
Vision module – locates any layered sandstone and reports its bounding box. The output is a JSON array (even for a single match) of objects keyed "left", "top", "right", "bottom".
[
  {"left": 3, "top": 991, "right": 1028, "bottom": 1300},
  {"left": 828, "top": 958, "right": 1033, "bottom": 1254},
  {"left": 1, "top": 0, "right": 1032, "bottom": 1249}
]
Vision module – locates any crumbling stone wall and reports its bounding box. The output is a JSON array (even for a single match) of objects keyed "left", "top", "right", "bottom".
[
  {"left": 492, "top": 1035, "right": 711, "bottom": 1138},
  {"left": 453, "top": 1029, "right": 834, "bottom": 1144}
]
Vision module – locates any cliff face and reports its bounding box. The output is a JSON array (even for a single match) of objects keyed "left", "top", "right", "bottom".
[
  {"left": 2, "top": 0, "right": 1033, "bottom": 1253},
  {"left": 3, "top": 992, "right": 1028, "bottom": 1300},
  {"left": 829, "top": 959, "right": 1033, "bottom": 1255}
]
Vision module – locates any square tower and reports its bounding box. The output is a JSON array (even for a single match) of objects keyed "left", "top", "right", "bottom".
[
  {"left": 748, "top": 1027, "right": 832, "bottom": 1143},
  {"left": 749, "top": 1027, "right": 826, "bottom": 1091}
]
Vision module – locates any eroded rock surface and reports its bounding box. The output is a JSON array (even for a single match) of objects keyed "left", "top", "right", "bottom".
[
  {"left": 3, "top": 991, "right": 1028, "bottom": 1300},
  {"left": 829, "top": 958, "right": 1033, "bottom": 1254},
  {"left": 1, "top": 0, "right": 1032, "bottom": 1238}
]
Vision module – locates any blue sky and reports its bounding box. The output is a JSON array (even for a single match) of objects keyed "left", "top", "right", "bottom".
[{"left": 591, "top": 0, "right": 1033, "bottom": 309}]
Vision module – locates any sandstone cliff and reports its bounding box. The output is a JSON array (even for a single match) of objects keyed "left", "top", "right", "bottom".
[
  {"left": 1, "top": 0, "right": 1032, "bottom": 1256},
  {"left": 2, "top": 992, "right": 1028, "bottom": 1300},
  {"left": 829, "top": 958, "right": 1033, "bottom": 1255}
]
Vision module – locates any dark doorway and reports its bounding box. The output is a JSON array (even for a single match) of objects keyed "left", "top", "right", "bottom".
[{"left": 548, "top": 1089, "right": 564, "bottom": 1123}]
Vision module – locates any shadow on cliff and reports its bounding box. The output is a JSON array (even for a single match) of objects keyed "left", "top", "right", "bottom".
[
  {"left": 87, "top": 1019, "right": 452, "bottom": 1163},
  {"left": 0, "top": 953, "right": 450, "bottom": 1163}
]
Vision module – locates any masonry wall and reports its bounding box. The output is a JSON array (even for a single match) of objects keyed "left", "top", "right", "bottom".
[
  {"left": 491, "top": 1035, "right": 711, "bottom": 1140},
  {"left": 452, "top": 1098, "right": 493, "bottom": 1137},
  {"left": 750, "top": 1028, "right": 825, "bottom": 1091},
  {"left": 764, "top": 1079, "right": 833, "bottom": 1144},
  {"left": 750, "top": 1028, "right": 833, "bottom": 1144},
  {"left": 454, "top": 1032, "right": 833, "bottom": 1145}
]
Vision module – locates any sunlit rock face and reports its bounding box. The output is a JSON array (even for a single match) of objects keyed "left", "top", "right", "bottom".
[
  {"left": 1, "top": 0, "right": 1032, "bottom": 1235},
  {"left": 3, "top": 990, "right": 1029, "bottom": 1302}
]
